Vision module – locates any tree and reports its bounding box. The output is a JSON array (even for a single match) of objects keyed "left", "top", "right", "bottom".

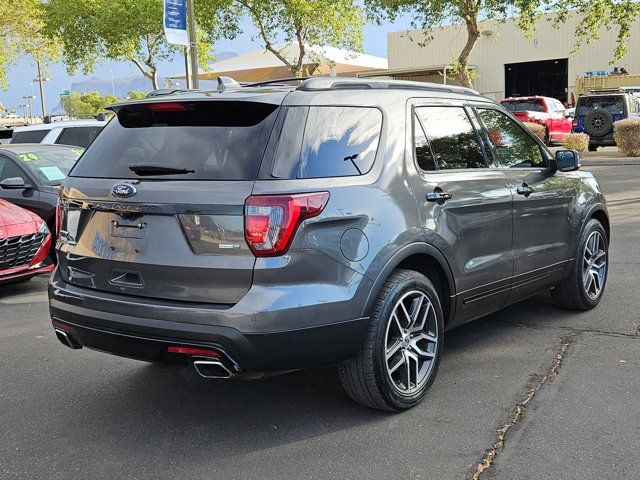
[
  {"left": 127, "top": 90, "right": 148, "bottom": 100},
  {"left": 0, "top": 0, "right": 57, "bottom": 89},
  {"left": 61, "top": 91, "right": 119, "bottom": 119},
  {"left": 234, "top": 0, "right": 365, "bottom": 76},
  {"left": 44, "top": 0, "right": 239, "bottom": 89},
  {"left": 366, "top": 0, "right": 640, "bottom": 88}
]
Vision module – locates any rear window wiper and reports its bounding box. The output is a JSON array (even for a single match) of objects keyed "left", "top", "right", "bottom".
[{"left": 128, "top": 164, "right": 196, "bottom": 176}]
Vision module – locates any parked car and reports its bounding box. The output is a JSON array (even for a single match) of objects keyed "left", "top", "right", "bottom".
[
  {"left": 0, "top": 144, "right": 83, "bottom": 252},
  {"left": 49, "top": 78, "right": 609, "bottom": 411},
  {"left": 0, "top": 198, "right": 54, "bottom": 284},
  {"left": 572, "top": 90, "right": 640, "bottom": 151},
  {"left": 10, "top": 119, "right": 105, "bottom": 148},
  {"left": 500, "top": 96, "right": 572, "bottom": 145}
]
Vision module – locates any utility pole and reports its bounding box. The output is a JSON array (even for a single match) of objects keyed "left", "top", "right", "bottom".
[
  {"left": 186, "top": 0, "right": 199, "bottom": 89},
  {"left": 184, "top": 46, "right": 191, "bottom": 89},
  {"left": 33, "top": 60, "right": 50, "bottom": 118}
]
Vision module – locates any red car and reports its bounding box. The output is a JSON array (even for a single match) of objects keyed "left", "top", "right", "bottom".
[
  {"left": 500, "top": 96, "right": 572, "bottom": 145},
  {"left": 0, "top": 198, "right": 54, "bottom": 284}
]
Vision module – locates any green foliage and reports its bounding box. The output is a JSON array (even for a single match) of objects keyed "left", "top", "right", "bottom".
[
  {"left": 366, "top": 0, "right": 640, "bottom": 88},
  {"left": 127, "top": 91, "right": 148, "bottom": 100},
  {"left": 43, "top": 0, "right": 239, "bottom": 88},
  {"left": 234, "top": 0, "right": 365, "bottom": 76},
  {"left": 0, "top": 0, "right": 58, "bottom": 89},
  {"left": 60, "top": 91, "right": 119, "bottom": 119}
]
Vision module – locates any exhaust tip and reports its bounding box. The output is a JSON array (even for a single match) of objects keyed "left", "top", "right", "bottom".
[
  {"left": 193, "top": 359, "right": 233, "bottom": 379},
  {"left": 54, "top": 328, "right": 82, "bottom": 350}
]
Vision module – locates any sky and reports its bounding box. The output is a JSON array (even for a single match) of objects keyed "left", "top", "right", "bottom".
[{"left": 0, "top": 15, "right": 414, "bottom": 114}]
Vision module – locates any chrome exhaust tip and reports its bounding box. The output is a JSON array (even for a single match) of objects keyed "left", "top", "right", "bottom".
[
  {"left": 192, "top": 359, "right": 233, "bottom": 379},
  {"left": 54, "top": 328, "right": 82, "bottom": 350}
]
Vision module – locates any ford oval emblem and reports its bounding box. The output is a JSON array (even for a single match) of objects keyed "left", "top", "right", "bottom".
[{"left": 111, "top": 183, "right": 137, "bottom": 198}]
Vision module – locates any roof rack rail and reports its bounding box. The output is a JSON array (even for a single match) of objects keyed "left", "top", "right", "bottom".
[
  {"left": 296, "top": 77, "right": 481, "bottom": 96},
  {"left": 247, "top": 77, "right": 311, "bottom": 87}
]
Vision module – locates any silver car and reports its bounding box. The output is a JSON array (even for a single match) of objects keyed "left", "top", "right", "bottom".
[{"left": 49, "top": 78, "right": 609, "bottom": 411}]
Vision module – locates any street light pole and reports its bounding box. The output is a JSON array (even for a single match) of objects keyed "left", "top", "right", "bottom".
[{"left": 186, "top": 0, "right": 199, "bottom": 89}]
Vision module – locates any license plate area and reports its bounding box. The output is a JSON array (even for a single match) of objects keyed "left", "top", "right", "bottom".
[{"left": 110, "top": 220, "right": 147, "bottom": 239}]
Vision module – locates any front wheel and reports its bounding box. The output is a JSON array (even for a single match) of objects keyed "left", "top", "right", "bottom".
[
  {"left": 552, "top": 219, "right": 608, "bottom": 310},
  {"left": 339, "top": 269, "right": 444, "bottom": 411}
]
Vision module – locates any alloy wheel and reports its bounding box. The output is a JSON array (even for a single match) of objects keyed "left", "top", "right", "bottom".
[
  {"left": 384, "top": 290, "right": 438, "bottom": 395},
  {"left": 583, "top": 231, "right": 607, "bottom": 299}
]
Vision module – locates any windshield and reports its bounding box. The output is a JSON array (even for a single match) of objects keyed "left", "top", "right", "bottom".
[
  {"left": 576, "top": 95, "right": 626, "bottom": 116},
  {"left": 15, "top": 147, "right": 83, "bottom": 186},
  {"left": 70, "top": 101, "right": 279, "bottom": 181},
  {"left": 501, "top": 100, "right": 546, "bottom": 112}
]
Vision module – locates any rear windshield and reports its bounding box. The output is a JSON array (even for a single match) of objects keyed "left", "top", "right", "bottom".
[
  {"left": 55, "top": 126, "right": 103, "bottom": 148},
  {"left": 11, "top": 129, "right": 48, "bottom": 144},
  {"left": 70, "top": 102, "right": 279, "bottom": 180},
  {"left": 501, "top": 100, "right": 545, "bottom": 113},
  {"left": 576, "top": 95, "right": 626, "bottom": 116},
  {"left": 15, "top": 147, "right": 82, "bottom": 186}
]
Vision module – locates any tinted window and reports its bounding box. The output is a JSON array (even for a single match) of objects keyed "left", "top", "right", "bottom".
[
  {"left": 71, "top": 102, "right": 279, "bottom": 180},
  {"left": 269, "top": 106, "right": 382, "bottom": 179},
  {"left": 501, "top": 100, "right": 546, "bottom": 113},
  {"left": 11, "top": 130, "right": 48, "bottom": 144},
  {"left": 299, "top": 107, "right": 381, "bottom": 178},
  {"left": 476, "top": 108, "right": 544, "bottom": 168},
  {"left": 0, "top": 157, "right": 26, "bottom": 181},
  {"left": 576, "top": 95, "right": 625, "bottom": 116},
  {"left": 14, "top": 147, "right": 82, "bottom": 185},
  {"left": 56, "top": 126, "right": 103, "bottom": 148},
  {"left": 415, "top": 107, "right": 486, "bottom": 170},
  {"left": 414, "top": 113, "right": 436, "bottom": 171}
]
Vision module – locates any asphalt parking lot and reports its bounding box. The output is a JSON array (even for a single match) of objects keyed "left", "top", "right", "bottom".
[{"left": 1, "top": 161, "right": 638, "bottom": 480}]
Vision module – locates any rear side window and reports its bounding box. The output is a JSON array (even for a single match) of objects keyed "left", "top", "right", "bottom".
[
  {"left": 269, "top": 106, "right": 382, "bottom": 179},
  {"left": 11, "top": 130, "right": 48, "bottom": 144},
  {"left": 70, "top": 102, "right": 279, "bottom": 180},
  {"left": 415, "top": 106, "right": 486, "bottom": 170},
  {"left": 56, "top": 126, "right": 103, "bottom": 148},
  {"left": 576, "top": 96, "right": 625, "bottom": 116}
]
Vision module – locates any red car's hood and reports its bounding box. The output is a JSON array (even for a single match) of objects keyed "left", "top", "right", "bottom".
[{"left": 0, "top": 199, "right": 41, "bottom": 237}]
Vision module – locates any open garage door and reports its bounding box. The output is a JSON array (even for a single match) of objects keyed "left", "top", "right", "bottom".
[{"left": 505, "top": 59, "right": 568, "bottom": 104}]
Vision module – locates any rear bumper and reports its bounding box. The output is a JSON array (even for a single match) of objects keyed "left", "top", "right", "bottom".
[{"left": 48, "top": 268, "right": 370, "bottom": 372}]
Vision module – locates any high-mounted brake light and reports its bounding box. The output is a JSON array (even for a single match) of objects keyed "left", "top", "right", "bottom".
[
  {"left": 146, "top": 102, "right": 186, "bottom": 112},
  {"left": 244, "top": 192, "right": 330, "bottom": 257}
]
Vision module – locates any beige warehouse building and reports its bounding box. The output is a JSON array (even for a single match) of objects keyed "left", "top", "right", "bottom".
[{"left": 370, "top": 14, "right": 640, "bottom": 104}]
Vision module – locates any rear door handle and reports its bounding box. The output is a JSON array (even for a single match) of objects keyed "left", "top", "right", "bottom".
[
  {"left": 516, "top": 183, "right": 535, "bottom": 197},
  {"left": 426, "top": 192, "right": 453, "bottom": 202}
]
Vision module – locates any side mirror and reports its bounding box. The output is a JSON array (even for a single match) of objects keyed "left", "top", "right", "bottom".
[
  {"left": 0, "top": 176, "right": 28, "bottom": 189},
  {"left": 554, "top": 150, "right": 581, "bottom": 172}
]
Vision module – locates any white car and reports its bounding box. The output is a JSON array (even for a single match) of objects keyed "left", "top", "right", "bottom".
[{"left": 10, "top": 119, "right": 106, "bottom": 148}]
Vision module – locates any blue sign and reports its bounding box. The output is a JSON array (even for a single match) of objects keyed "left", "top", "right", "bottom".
[{"left": 164, "top": 0, "right": 189, "bottom": 46}]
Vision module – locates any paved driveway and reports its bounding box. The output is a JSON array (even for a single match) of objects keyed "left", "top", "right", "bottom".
[{"left": 1, "top": 164, "right": 638, "bottom": 480}]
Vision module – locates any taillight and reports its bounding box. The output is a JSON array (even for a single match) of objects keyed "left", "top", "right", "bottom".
[
  {"left": 244, "top": 192, "right": 330, "bottom": 257},
  {"left": 55, "top": 201, "right": 63, "bottom": 237},
  {"left": 572, "top": 118, "right": 579, "bottom": 127}
]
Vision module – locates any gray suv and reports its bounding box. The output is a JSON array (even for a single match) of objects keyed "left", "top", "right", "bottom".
[{"left": 49, "top": 78, "right": 609, "bottom": 411}]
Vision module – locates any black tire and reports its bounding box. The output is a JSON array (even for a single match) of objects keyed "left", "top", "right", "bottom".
[
  {"left": 584, "top": 109, "right": 614, "bottom": 137},
  {"left": 339, "top": 269, "right": 444, "bottom": 411},
  {"left": 588, "top": 145, "right": 598, "bottom": 152},
  {"left": 552, "top": 219, "right": 608, "bottom": 311}
]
